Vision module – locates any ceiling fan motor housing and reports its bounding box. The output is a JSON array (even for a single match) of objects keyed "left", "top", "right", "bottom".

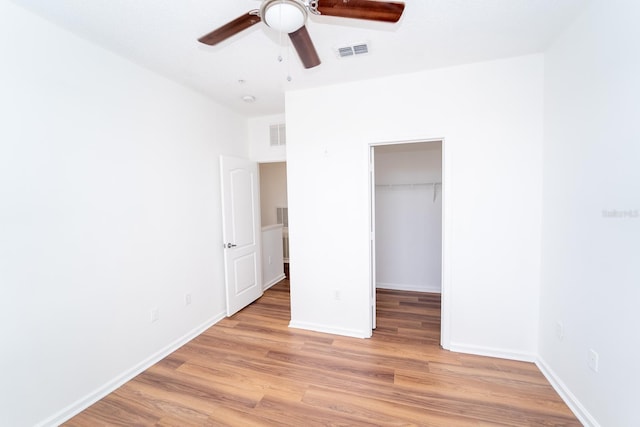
[{"left": 260, "top": 0, "right": 308, "bottom": 33}]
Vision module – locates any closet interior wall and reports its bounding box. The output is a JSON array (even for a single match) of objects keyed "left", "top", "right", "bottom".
[{"left": 374, "top": 142, "right": 443, "bottom": 293}]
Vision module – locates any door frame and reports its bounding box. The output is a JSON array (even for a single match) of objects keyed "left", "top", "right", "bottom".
[{"left": 368, "top": 138, "right": 450, "bottom": 349}]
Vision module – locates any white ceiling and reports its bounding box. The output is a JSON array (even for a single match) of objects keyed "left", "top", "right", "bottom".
[{"left": 10, "top": 0, "right": 590, "bottom": 117}]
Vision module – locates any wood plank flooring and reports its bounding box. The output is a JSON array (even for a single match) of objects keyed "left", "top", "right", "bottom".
[{"left": 65, "top": 280, "right": 580, "bottom": 426}]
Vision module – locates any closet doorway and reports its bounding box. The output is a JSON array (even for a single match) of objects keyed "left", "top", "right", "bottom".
[{"left": 370, "top": 141, "right": 443, "bottom": 334}]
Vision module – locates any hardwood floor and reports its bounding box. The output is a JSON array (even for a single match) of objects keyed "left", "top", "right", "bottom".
[{"left": 65, "top": 281, "right": 580, "bottom": 426}]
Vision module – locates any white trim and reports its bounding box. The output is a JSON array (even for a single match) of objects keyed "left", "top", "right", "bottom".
[
  {"left": 439, "top": 137, "right": 450, "bottom": 350},
  {"left": 369, "top": 145, "right": 377, "bottom": 331},
  {"left": 38, "top": 311, "right": 226, "bottom": 427},
  {"left": 448, "top": 342, "right": 536, "bottom": 363},
  {"left": 376, "top": 282, "right": 441, "bottom": 293},
  {"left": 263, "top": 273, "right": 286, "bottom": 290},
  {"left": 289, "top": 320, "right": 371, "bottom": 339},
  {"left": 536, "top": 357, "right": 600, "bottom": 427}
]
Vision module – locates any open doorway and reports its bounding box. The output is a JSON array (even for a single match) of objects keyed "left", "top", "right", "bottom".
[
  {"left": 370, "top": 141, "right": 443, "bottom": 338},
  {"left": 259, "top": 161, "right": 289, "bottom": 289}
]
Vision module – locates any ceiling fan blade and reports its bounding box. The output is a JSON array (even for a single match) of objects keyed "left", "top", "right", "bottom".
[
  {"left": 198, "top": 11, "right": 261, "bottom": 46},
  {"left": 288, "top": 26, "right": 321, "bottom": 69},
  {"left": 316, "top": 0, "right": 405, "bottom": 23}
]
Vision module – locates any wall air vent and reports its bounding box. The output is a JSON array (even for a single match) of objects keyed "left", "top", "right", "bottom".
[
  {"left": 276, "top": 207, "right": 288, "bottom": 227},
  {"left": 336, "top": 42, "right": 369, "bottom": 58},
  {"left": 269, "top": 123, "right": 286, "bottom": 146}
]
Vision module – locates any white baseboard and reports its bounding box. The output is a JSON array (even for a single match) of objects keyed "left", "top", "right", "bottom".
[
  {"left": 263, "top": 273, "right": 286, "bottom": 290},
  {"left": 376, "top": 282, "right": 441, "bottom": 293},
  {"left": 38, "top": 311, "right": 226, "bottom": 427},
  {"left": 536, "top": 357, "right": 600, "bottom": 427},
  {"left": 448, "top": 341, "right": 536, "bottom": 362},
  {"left": 289, "top": 320, "right": 370, "bottom": 339}
]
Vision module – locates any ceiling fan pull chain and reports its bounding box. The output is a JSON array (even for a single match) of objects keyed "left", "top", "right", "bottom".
[{"left": 277, "top": 16, "right": 284, "bottom": 63}]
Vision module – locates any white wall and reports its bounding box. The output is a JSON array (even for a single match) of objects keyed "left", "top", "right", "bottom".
[
  {"left": 248, "top": 113, "right": 287, "bottom": 162},
  {"left": 375, "top": 143, "right": 442, "bottom": 293},
  {"left": 0, "top": 2, "right": 248, "bottom": 426},
  {"left": 539, "top": 1, "right": 640, "bottom": 425},
  {"left": 259, "top": 162, "right": 288, "bottom": 226},
  {"left": 286, "top": 55, "right": 544, "bottom": 354}
]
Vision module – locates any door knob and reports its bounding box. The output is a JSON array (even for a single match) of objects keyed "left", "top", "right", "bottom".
[{"left": 225, "top": 243, "right": 237, "bottom": 249}]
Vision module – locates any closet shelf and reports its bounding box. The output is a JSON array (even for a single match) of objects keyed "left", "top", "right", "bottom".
[
  {"left": 375, "top": 182, "right": 441, "bottom": 188},
  {"left": 376, "top": 182, "right": 442, "bottom": 202}
]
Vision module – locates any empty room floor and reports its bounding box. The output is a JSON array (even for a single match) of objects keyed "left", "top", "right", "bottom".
[{"left": 65, "top": 280, "right": 579, "bottom": 426}]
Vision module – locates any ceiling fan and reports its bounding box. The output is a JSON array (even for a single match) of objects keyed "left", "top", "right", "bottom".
[{"left": 198, "top": 0, "right": 405, "bottom": 69}]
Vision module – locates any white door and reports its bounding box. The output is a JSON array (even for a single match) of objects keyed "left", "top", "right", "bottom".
[{"left": 220, "top": 156, "right": 263, "bottom": 316}]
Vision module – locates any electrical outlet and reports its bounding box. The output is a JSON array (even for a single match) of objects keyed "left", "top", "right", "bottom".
[
  {"left": 334, "top": 290, "right": 341, "bottom": 300},
  {"left": 555, "top": 321, "right": 564, "bottom": 341},
  {"left": 268, "top": 255, "right": 272, "bottom": 265},
  {"left": 588, "top": 349, "right": 599, "bottom": 372},
  {"left": 151, "top": 308, "right": 159, "bottom": 323},
  {"left": 185, "top": 293, "right": 192, "bottom": 306}
]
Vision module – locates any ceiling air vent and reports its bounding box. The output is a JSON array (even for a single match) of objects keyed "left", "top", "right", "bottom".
[
  {"left": 338, "top": 47, "right": 354, "bottom": 57},
  {"left": 269, "top": 123, "right": 286, "bottom": 147},
  {"left": 336, "top": 42, "right": 369, "bottom": 58}
]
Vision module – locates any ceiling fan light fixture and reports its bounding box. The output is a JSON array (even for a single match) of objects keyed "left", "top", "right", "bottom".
[{"left": 261, "top": 0, "right": 307, "bottom": 33}]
